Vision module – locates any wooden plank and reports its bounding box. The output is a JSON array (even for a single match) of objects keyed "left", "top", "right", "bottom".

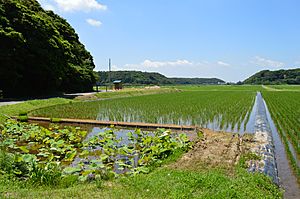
[{"left": 25, "top": 116, "right": 198, "bottom": 131}]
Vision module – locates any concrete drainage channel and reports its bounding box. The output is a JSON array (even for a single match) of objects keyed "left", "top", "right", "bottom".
[{"left": 249, "top": 92, "right": 300, "bottom": 199}]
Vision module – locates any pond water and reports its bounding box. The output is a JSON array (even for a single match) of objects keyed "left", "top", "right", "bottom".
[
  {"left": 61, "top": 126, "right": 196, "bottom": 174},
  {"left": 70, "top": 127, "right": 141, "bottom": 173}
]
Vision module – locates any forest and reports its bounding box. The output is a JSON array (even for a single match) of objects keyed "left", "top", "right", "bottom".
[
  {"left": 98, "top": 71, "right": 225, "bottom": 85},
  {"left": 243, "top": 68, "right": 300, "bottom": 85},
  {"left": 0, "top": 0, "right": 97, "bottom": 97}
]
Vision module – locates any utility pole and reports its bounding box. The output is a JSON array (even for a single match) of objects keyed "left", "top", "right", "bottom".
[
  {"left": 106, "top": 58, "right": 111, "bottom": 92},
  {"left": 108, "top": 58, "right": 111, "bottom": 83}
]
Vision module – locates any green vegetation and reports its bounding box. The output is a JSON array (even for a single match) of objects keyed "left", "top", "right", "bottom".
[
  {"left": 0, "top": 86, "right": 284, "bottom": 198},
  {"left": 0, "top": 0, "right": 97, "bottom": 97},
  {"left": 0, "top": 98, "right": 71, "bottom": 123},
  {"left": 263, "top": 91, "right": 300, "bottom": 179},
  {"left": 0, "top": 161, "right": 282, "bottom": 198},
  {"left": 244, "top": 68, "right": 300, "bottom": 85},
  {"left": 32, "top": 90, "right": 255, "bottom": 132},
  {"left": 169, "top": 84, "right": 263, "bottom": 91},
  {"left": 0, "top": 120, "right": 215, "bottom": 198},
  {"left": 76, "top": 87, "right": 178, "bottom": 100},
  {"left": 264, "top": 85, "right": 300, "bottom": 91},
  {"left": 98, "top": 71, "right": 225, "bottom": 85},
  {"left": 0, "top": 120, "right": 191, "bottom": 178},
  {"left": 0, "top": 146, "right": 282, "bottom": 199}
]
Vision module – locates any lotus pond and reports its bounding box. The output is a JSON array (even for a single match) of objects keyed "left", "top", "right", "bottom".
[{"left": 0, "top": 120, "right": 192, "bottom": 183}]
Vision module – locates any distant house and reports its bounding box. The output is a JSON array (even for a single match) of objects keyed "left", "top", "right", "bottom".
[{"left": 113, "top": 80, "right": 123, "bottom": 90}]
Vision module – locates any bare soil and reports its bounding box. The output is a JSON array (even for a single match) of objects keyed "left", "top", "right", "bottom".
[{"left": 170, "top": 129, "right": 255, "bottom": 173}]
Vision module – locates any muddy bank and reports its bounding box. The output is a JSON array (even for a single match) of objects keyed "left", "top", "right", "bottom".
[{"left": 170, "top": 129, "right": 254, "bottom": 172}]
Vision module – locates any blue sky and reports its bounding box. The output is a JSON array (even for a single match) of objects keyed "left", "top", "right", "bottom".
[{"left": 38, "top": 0, "right": 300, "bottom": 82}]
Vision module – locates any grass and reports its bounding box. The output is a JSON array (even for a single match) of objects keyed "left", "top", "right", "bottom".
[
  {"left": 32, "top": 90, "right": 256, "bottom": 132},
  {"left": 0, "top": 163, "right": 282, "bottom": 199},
  {"left": 0, "top": 98, "right": 72, "bottom": 123},
  {"left": 265, "top": 85, "right": 300, "bottom": 91},
  {"left": 75, "top": 87, "right": 178, "bottom": 100},
  {"left": 167, "top": 85, "right": 264, "bottom": 91}
]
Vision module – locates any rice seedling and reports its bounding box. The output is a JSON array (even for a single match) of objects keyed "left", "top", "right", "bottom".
[
  {"left": 262, "top": 91, "right": 300, "bottom": 178},
  {"left": 31, "top": 91, "right": 256, "bottom": 132}
]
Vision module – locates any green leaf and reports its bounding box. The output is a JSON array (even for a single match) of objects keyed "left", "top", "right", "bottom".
[{"left": 19, "top": 146, "right": 29, "bottom": 153}]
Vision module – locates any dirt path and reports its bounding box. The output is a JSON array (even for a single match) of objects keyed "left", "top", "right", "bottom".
[
  {"left": 262, "top": 85, "right": 279, "bottom": 91},
  {"left": 0, "top": 101, "right": 23, "bottom": 107}
]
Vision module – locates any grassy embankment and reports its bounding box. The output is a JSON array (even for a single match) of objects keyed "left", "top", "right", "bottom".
[
  {"left": 76, "top": 87, "right": 178, "bottom": 101},
  {"left": 0, "top": 98, "right": 72, "bottom": 123},
  {"left": 1, "top": 166, "right": 281, "bottom": 198}
]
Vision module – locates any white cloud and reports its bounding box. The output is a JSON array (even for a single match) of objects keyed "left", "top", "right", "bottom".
[
  {"left": 217, "top": 61, "right": 230, "bottom": 66},
  {"left": 44, "top": 4, "right": 56, "bottom": 11},
  {"left": 38, "top": 0, "right": 107, "bottom": 12},
  {"left": 86, "top": 18, "right": 102, "bottom": 27},
  {"left": 55, "top": 0, "right": 107, "bottom": 12},
  {"left": 110, "top": 59, "right": 239, "bottom": 81},
  {"left": 123, "top": 59, "right": 230, "bottom": 70},
  {"left": 37, "top": 0, "right": 53, "bottom": 10},
  {"left": 252, "top": 56, "right": 284, "bottom": 68},
  {"left": 124, "top": 59, "right": 193, "bottom": 69}
]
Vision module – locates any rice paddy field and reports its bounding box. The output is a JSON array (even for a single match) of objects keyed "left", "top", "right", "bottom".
[
  {"left": 2, "top": 85, "right": 300, "bottom": 198},
  {"left": 31, "top": 87, "right": 256, "bottom": 133},
  {"left": 29, "top": 85, "right": 300, "bottom": 177},
  {"left": 263, "top": 91, "right": 300, "bottom": 177}
]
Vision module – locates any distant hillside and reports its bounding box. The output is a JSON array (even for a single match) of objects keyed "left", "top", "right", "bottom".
[
  {"left": 243, "top": 68, "right": 300, "bottom": 85},
  {"left": 169, "top": 77, "right": 225, "bottom": 85},
  {"left": 98, "top": 71, "right": 225, "bottom": 85}
]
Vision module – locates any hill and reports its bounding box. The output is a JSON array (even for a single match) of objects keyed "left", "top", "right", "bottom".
[
  {"left": 98, "top": 71, "right": 225, "bottom": 85},
  {"left": 243, "top": 68, "right": 300, "bottom": 85},
  {"left": 0, "top": 0, "right": 96, "bottom": 97}
]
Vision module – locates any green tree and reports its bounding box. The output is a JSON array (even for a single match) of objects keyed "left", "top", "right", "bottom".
[{"left": 0, "top": 0, "right": 96, "bottom": 97}]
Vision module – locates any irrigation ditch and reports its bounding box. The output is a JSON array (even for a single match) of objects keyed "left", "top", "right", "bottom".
[{"left": 250, "top": 92, "right": 299, "bottom": 198}]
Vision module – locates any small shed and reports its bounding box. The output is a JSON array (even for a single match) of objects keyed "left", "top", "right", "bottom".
[{"left": 113, "top": 80, "right": 123, "bottom": 90}]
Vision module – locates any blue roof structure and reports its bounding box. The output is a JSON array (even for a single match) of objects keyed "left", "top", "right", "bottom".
[{"left": 113, "top": 80, "right": 122, "bottom": 83}]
